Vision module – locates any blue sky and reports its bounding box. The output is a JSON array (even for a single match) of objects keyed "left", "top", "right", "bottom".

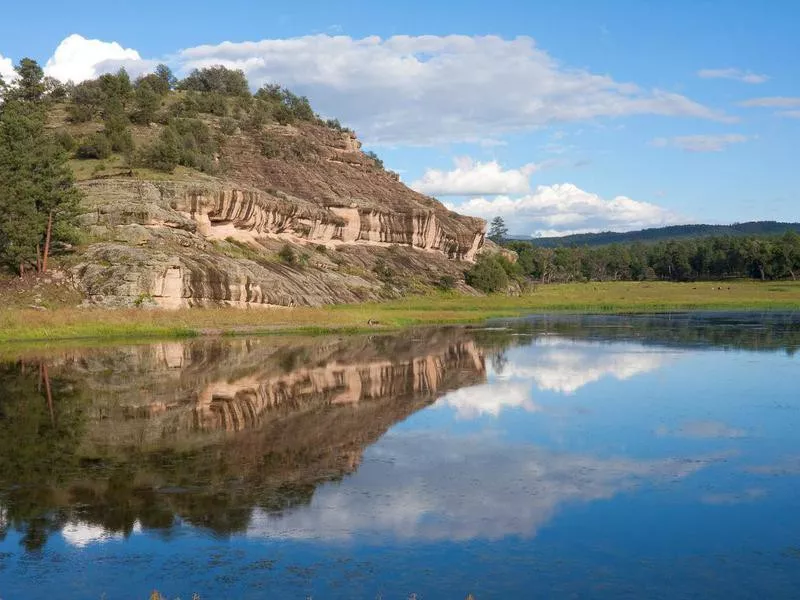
[{"left": 1, "top": 0, "right": 798, "bottom": 236}]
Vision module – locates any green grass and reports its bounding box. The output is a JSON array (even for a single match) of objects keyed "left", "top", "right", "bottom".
[{"left": 0, "top": 280, "right": 798, "bottom": 345}]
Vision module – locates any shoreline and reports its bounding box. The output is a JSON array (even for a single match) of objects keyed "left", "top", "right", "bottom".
[{"left": 1, "top": 280, "right": 798, "bottom": 346}]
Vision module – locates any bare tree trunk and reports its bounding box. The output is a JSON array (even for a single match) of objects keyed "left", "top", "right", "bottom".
[
  {"left": 42, "top": 211, "right": 53, "bottom": 273},
  {"left": 42, "top": 363, "right": 55, "bottom": 426},
  {"left": 19, "top": 262, "right": 24, "bottom": 278},
  {"left": 36, "top": 242, "right": 42, "bottom": 273}
]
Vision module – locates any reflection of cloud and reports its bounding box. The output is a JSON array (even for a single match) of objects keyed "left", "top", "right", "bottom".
[
  {"left": 503, "top": 340, "right": 671, "bottom": 395},
  {"left": 437, "top": 340, "right": 673, "bottom": 418},
  {"left": 701, "top": 488, "right": 766, "bottom": 505},
  {"left": 247, "top": 432, "right": 714, "bottom": 543},
  {"left": 437, "top": 381, "right": 539, "bottom": 419},
  {"left": 744, "top": 457, "right": 800, "bottom": 476},
  {"left": 656, "top": 421, "right": 747, "bottom": 439},
  {"left": 61, "top": 521, "right": 140, "bottom": 547}
]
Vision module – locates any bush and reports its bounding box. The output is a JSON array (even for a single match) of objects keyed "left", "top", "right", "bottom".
[
  {"left": 372, "top": 258, "right": 394, "bottom": 281},
  {"left": 76, "top": 133, "right": 112, "bottom": 159},
  {"left": 140, "top": 127, "right": 180, "bottom": 172},
  {"left": 53, "top": 130, "right": 77, "bottom": 153},
  {"left": 179, "top": 66, "right": 250, "bottom": 96},
  {"left": 437, "top": 275, "right": 457, "bottom": 290},
  {"left": 465, "top": 255, "right": 510, "bottom": 293},
  {"left": 131, "top": 83, "right": 161, "bottom": 124},
  {"left": 278, "top": 244, "right": 297, "bottom": 265},
  {"left": 365, "top": 150, "right": 384, "bottom": 170},
  {"left": 219, "top": 117, "right": 238, "bottom": 135},
  {"left": 67, "top": 80, "right": 104, "bottom": 122}
]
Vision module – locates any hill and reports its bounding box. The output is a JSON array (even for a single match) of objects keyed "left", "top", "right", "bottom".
[
  {"left": 1, "top": 64, "right": 487, "bottom": 308},
  {"left": 514, "top": 222, "right": 800, "bottom": 247}
]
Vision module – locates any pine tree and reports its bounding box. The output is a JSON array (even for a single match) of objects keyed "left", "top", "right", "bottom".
[
  {"left": 488, "top": 216, "right": 509, "bottom": 244},
  {"left": 0, "top": 59, "right": 81, "bottom": 275}
]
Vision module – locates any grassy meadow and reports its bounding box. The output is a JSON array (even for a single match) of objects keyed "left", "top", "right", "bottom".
[{"left": 0, "top": 280, "right": 798, "bottom": 345}]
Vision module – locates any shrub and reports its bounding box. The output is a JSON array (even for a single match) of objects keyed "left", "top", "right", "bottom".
[
  {"left": 53, "top": 130, "right": 77, "bottom": 153},
  {"left": 219, "top": 117, "right": 238, "bottom": 135},
  {"left": 372, "top": 258, "right": 394, "bottom": 281},
  {"left": 437, "top": 275, "right": 457, "bottom": 290},
  {"left": 465, "top": 255, "right": 510, "bottom": 293},
  {"left": 140, "top": 127, "right": 180, "bottom": 172},
  {"left": 179, "top": 66, "right": 250, "bottom": 96},
  {"left": 76, "top": 133, "right": 112, "bottom": 159},
  {"left": 131, "top": 83, "right": 161, "bottom": 124},
  {"left": 365, "top": 150, "right": 384, "bottom": 170},
  {"left": 278, "top": 244, "right": 297, "bottom": 265}
]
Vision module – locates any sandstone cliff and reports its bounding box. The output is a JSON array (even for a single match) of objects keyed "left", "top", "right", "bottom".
[{"left": 68, "top": 121, "right": 485, "bottom": 307}]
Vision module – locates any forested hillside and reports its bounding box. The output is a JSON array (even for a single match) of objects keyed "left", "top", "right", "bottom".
[
  {"left": 515, "top": 222, "right": 800, "bottom": 247},
  {"left": 459, "top": 217, "right": 800, "bottom": 292}
]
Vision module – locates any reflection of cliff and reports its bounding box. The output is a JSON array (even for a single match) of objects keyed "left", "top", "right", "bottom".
[
  {"left": 58, "top": 329, "right": 484, "bottom": 449},
  {"left": 0, "top": 329, "right": 488, "bottom": 548}
]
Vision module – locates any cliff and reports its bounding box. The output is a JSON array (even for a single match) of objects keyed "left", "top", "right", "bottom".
[{"left": 64, "top": 121, "right": 485, "bottom": 308}]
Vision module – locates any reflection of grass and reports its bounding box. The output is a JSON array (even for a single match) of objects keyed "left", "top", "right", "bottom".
[{"left": 0, "top": 280, "right": 798, "bottom": 344}]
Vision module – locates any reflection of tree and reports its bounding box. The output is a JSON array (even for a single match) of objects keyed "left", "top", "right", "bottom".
[
  {"left": 490, "top": 350, "right": 508, "bottom": 375},
  {"left": 0, "top": 362, "right": 85, "bottom": 551},
  {"left": 488, "top": 313, "right": 800, "bottom": 355}
]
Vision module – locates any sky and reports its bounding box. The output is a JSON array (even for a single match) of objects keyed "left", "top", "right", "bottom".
[{"left": 1, "top": 0, "right": 798, "bottom": 237}]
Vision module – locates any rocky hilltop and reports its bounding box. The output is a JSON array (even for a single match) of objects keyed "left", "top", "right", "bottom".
[{"left": 32, "top": 73, "right": 488, "bottom": 308}]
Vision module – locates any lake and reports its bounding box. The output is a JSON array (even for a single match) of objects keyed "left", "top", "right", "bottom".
[{"left": 0, "top": 313, "right": 798, "bottom": 599}]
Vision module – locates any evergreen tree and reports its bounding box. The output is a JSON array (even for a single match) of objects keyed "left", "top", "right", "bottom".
[
  {"left": 488, "top": 216, "right": 509, "bottom": 244},
  {"left": 0, "top": 59, "right": 81, "bottom": 275}
]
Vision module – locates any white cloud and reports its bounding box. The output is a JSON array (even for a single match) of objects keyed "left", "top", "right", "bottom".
[
  {"left": 43, "top": 34, "right": 148, "bottom": 83},
  {"left": 651, "top": 134, "right": 749, "bottom": 152},
  {"left": 697, "top": 68, "right": 769, "bottom": 84},
  {"left": 453, "top": 183, "right": 684, "bottom": 236},
  {"left": 411, "top": 157, "right": 541, "bottom": 196},
  {"left": 739, "top": 96, "right": 800, "bottom": 108},
  {"left": 437, "top": 381, "right": 540, "bottom": 419},
  {"left": 0, "top": 53, "right": 15, "bottom": 82},
  {"left": 435, "top": 340, "right": 674, "bottom": 418},
  {"left": 176, "top": 34, "right": 733, "bottom": 144},
  {"left": 61, "top": 520, "right": 141, "bottom": 547},
  {"left": 246, "top": 431, "right": 714, "bottom": 542},
  {"left": 779, "top": 110, "right": 800, "bottom": 119},
  {"left": 500, "top": 339, "right": 672, "bottom": 395}
]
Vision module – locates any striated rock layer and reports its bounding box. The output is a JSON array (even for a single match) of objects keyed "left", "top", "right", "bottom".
[{"left": 71, "top": 125, "right": 485, "bottom": 308}]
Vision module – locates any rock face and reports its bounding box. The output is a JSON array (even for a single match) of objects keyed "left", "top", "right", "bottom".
[{"left": 71, "top": 124, "right": 485, "bottom": 307}]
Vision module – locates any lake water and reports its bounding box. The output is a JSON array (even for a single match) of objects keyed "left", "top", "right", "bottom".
[{"left": 0, "top": 313, "right": 798, "bottom": 599}]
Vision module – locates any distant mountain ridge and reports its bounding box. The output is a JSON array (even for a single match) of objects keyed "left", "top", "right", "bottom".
[{"left": 513, "top": 221, "right": 800, "bottom": 247}]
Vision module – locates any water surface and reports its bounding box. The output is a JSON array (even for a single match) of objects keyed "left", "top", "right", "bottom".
[{"left": 1, "top": 313, "right": 798, "bottom": 598}]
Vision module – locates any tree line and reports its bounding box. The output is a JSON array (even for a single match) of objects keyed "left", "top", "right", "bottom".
[{"left": 466, "top": 216, "right": 800, "bottom": 292}]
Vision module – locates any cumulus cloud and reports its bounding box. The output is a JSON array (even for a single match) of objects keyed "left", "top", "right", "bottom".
[
  {"left": 435, "top": 340, "right": 674, "bottom": 419},
  {"left": 61, "top": 520, "right": 140, "bottom": 547},
  {"left": 246, "top": 431, "right": 714, "bottom": 542},
  {"left": 43, "top": 34, "right": 151, "bottom": 83},
  {"left": 176, "top": 34, "right": 732, "bottom": 144},
  {"left": 411, "top": 157, "right": 543, "bottom": 196},
  {"left": 500, "top": 339, "right": 672, "bottom": 395},
  {"left": 651, "top": 134, "right": 749, "bottom": 152},
  {"left": 0, "top": 53, "right": 15, "bottom": 82},
  {"left": 453, "top": 182, "right": 683, "bottom": 237},
  {"left": 697, "top": 68, "right": 769, "bottom": 84},
  {"left": 437, "top": 381, "right": 541, "bottom": 419}
]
